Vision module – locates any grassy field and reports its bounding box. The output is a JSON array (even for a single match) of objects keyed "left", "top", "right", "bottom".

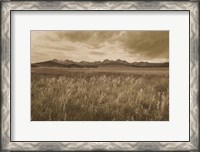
[{"left": 31, "top": 67, "right": 169, "bottom": 121}]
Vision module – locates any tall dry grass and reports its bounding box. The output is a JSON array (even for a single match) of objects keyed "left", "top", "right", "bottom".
[{"left": 31, "top": 70, "right": 169, "bottom": 121}]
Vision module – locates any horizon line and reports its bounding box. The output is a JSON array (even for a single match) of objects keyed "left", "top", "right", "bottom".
[{"left": 31, "top": 58, "right": 169, "bottom": 64}]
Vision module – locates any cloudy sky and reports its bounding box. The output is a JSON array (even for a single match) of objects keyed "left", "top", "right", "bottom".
[{"left": 31, "top": 31, "right": 169, "bottom": 63}]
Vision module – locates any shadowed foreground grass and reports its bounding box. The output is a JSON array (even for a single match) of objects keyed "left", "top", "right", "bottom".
[{"left": 31, "top": 69, "right": 169, "bottom": 121}]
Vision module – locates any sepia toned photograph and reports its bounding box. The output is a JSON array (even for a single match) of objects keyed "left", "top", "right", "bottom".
[{"left": 31, "top": 31, "right": 169, "bottom": 121}]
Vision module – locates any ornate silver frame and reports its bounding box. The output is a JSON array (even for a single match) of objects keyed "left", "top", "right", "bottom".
[{"left": 1, "top": 1, "right": 199, "bottom": 151}]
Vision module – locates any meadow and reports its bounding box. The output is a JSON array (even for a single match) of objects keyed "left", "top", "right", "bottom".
[{"left": 31, "top": 67, "right": 169, "bottom": 121}]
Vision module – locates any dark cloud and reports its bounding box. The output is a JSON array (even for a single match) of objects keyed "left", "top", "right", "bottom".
[
  {"left": 92, "top": 32, "right": 119, "bottom": 43},
  {"left": 87, "top": 32, "right": 119, "bottom": 49},
  {"left": 55, "top": 31, "right": 93, "bottom": 42},
  {"left": 53, "top": 31, "right": 119, "bottom": 49},
  {"left": 122, "top": 31, "right": 169, "bottom": 60},
  {"left": 32, "top": 31, "right": 169, "bottom": 63},
  {"left": 54, "top": 31, "right": 118, "bottom": 42},
  {"left": 52, "top": 31, "right": 169, "bottom": 60}
]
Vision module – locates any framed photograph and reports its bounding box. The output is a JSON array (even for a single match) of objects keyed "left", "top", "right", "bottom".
[{"left": 1, "top": 0, "right": 199, "bottom": 151}]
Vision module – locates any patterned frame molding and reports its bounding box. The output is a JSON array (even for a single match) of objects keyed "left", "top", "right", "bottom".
[{"left": 1, "top": 1, "right": 199, "bottom": 151}]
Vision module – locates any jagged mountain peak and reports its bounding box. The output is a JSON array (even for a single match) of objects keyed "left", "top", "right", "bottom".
[
  {"left": 52, "top": 59, "right": 58, "bottom": 62},
  {"left": 32, "top": 59, "right": 169, "bottom": 68}
]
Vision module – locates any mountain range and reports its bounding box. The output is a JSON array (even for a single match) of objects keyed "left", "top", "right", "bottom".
[{"left": 31, "top": 59, "right": 169, "bottom": 68}]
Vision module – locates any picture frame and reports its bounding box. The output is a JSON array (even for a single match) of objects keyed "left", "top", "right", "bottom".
[{"left": 1, "top": 0, "right": 199, "bottom": 151}]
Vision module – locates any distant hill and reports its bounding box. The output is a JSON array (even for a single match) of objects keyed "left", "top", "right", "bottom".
[{"left": 31, "top": 59, "right": 169, "bottom": 68}]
